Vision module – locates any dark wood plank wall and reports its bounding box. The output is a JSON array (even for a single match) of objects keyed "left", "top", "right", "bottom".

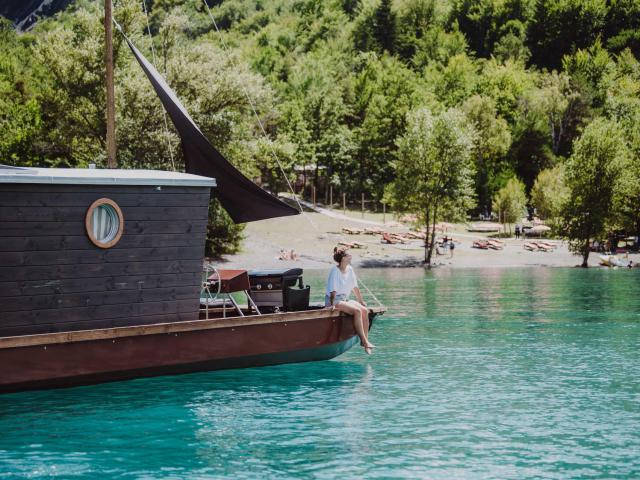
[{"left": 0, "top": 184, "right": 211, "bottom": 336}]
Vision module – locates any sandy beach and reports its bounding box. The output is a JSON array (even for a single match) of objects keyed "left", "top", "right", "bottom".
[{"left": 216, "top": 207, "right": 640, "bottom": 271}]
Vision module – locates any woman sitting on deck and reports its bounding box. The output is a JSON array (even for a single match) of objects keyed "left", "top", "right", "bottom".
[{"left": 325, "top": 247, "right": 375, "bottom": 354}]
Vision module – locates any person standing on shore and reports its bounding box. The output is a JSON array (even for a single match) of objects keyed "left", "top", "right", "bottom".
[
  {"left": 325, "top": 247, "right": 375, "bottom": 354},
  {"left": 515, "top": 224, "right": 521, "bottom": 239}
]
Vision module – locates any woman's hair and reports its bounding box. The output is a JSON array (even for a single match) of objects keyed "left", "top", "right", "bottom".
[{"left": 333, "top": 246, "right": 348, "bottom": 264}]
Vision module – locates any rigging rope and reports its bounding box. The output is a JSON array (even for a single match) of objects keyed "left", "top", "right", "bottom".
[
  {"left": 141, "top": 0, "right": 176, "bottom": 171},
  {"left": 200, "top": 1, "right": 382, "bottom": 307},
  {"left": 201, "top": 0, "right": 316, "bottom": 229}
]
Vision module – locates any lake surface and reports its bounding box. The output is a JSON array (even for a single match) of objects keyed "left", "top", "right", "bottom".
[{"left": 1, "top": 268, "right": 639, "bottom": 479}]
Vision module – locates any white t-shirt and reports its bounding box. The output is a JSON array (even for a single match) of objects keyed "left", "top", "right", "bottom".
[{"left": 325, "top": 265, "right": 358, "bottom": 297}]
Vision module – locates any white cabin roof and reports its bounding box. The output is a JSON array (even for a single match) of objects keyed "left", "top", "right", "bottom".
[{"left": 0, "top": 166, "right": 216, "bottom": 187}]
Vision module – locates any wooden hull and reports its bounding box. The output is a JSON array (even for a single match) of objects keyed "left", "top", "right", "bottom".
[{"left": 0, "top": 308, "right": 383, "bottom": 393}]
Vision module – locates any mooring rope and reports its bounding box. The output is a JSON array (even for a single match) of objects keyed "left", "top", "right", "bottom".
[{"left": 201, "top": 0, "right": 316, "bottom": 229}]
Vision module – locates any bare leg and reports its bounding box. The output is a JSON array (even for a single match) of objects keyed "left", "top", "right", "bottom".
[
  {"left": 359, "top": 304, "right": 375, "bottom": 347},
  {"left": 335, "top": 301, "right": 373, "bottom": 351}
]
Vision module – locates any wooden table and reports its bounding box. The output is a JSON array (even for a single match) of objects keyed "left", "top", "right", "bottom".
[{"left": 206, "top": 269, "right": 260, "bottom": 317}]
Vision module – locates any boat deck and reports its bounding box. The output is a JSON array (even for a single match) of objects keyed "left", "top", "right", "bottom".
[{"left": 0, "top": 306, "right": 386, "bottom": 349}]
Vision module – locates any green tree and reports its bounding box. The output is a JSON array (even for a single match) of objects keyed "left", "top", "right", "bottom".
[
  {"left": 423, "top": 53, "right": 478, "bottom": 107},
  {"left": 395, "top": 0, "right": 437, "bottom": 61},
  {"left": 530, "top": 71, "right": 583, "bottom": 156},
  {"left": 613, "top": 110, "right": 640, "bottom": 237},
  {"left": 475, "top": 58, "right": 535, "bottom": 124},
  {"left": 528, "top": 0, "right": 608, "bottom": 70},
  {"left": 205, "top": 199, "right": 245, "bottom": 257},
  {"left": 492, "top": 177, "right": 527, "bottom": 234},
  {"left": 561, "top": 40, "right": 613, "bottom": 111},
  {"left": 351, "top": 53, "right": 416, "bottom": 201},
  {"left": 280, "top": 49, "right": 354, "bottom": 200},
  {"left": 509, "top": 93, "right": 556, "bottom": 190},
  {"left": 461, "top": 95, "right": 512, "bottom": 214},
  {"left": 374, "top": 0, "right": 396, "bottom": 53},
  {"left": 352, "top": 0, "right": 397, "bottom": 54},
  {"left": 562, "top": 118, "right": 630, "bottom": 267},
  {"left": 605, "top": 0, "right": 640, "bottom": 57},
  {"left": 391, "top": 107, "right": 476, "bottom": 266},
  {"left": 449, "top": 0, "right": 535, "bottom": 59},
  {"left": 530, "top": 165, "right": 569, "bottom": 231},
  {"left": 604, "top": 49, "right": 640, "bottom": 124},
  {"left": 0, "top": 20, "right": 45, "bottom": 166}
]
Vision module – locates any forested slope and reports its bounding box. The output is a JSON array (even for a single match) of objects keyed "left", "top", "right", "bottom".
[{"left": 1, "top": 0, "right": 639, "bottom": 257}]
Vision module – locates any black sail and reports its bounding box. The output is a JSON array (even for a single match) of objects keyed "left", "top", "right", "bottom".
[{"left": 122, "top": 35, "right": 299, "bottom": 223}]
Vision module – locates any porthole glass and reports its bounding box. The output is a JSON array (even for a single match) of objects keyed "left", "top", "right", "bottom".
[{"left": 86, "top": 198, "right": 124, "bottom": 248}]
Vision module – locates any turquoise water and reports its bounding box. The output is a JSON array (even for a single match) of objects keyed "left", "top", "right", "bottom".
[{"left": 1, "top": 268, "right": 639, "bottom": 479}]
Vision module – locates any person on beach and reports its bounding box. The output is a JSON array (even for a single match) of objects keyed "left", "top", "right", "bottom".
[
  {"left": 515, "top": 224, "right": 521, "bottom": 239},
  {"left": 449, "top": 240, "right": 455, "bottom": 258},
  {"left": 325, "top": 247, "right": 375, "bottom": 354}
]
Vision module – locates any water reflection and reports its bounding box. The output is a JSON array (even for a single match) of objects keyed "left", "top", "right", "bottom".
[{"left": 1, "top": 268, "right": 639, "bottom": 479}]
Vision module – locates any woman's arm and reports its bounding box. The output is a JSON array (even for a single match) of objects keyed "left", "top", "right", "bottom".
[{"left": 353, "top": 287, "right": 366, "bottom": 306}]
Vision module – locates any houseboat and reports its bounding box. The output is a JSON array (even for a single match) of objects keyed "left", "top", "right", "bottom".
[
  {"left": 0, "top": 166, "right": 383, "bottom": 393},
  {"left": 0, "top": 13, "right": 384, "bottom": 393}
]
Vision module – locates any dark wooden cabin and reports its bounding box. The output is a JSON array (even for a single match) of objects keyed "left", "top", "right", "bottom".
[{"left": 0, "top": 166, "right": 215, "bottom": 337}]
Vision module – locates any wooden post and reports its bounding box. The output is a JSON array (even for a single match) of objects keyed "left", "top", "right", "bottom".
[
  {"left": 105, "top": 0, "right": 116, "bottom": 168},
  {"left": 342, "top": 193, "right": 346, "bottom": 215},
  {"left": 329, "top": 185, "right": 333, "bottom": 209},
  {"left": 383, "top": 202, "right": 386, "bottom": 224},
  {"left": 361, "top": 193, "right": 365, "bottom": 219}
]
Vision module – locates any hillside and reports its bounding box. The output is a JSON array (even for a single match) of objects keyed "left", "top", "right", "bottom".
[
  {"left": 0, "top": 0, "right": 74, "bottom": 30},
  {"left": 1, "top": 0, "right": 639, "bottom": 259}
]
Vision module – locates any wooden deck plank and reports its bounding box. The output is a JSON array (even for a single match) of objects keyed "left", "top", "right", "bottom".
[{"left": 0, "top": 306, "right": 386, "bottom": 349}]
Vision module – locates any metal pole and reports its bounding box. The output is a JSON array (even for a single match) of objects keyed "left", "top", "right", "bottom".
[
  {"left": 105, "top": 0, "right": 116, "bottom": 168},
  {"left": 342, "top": 193, "right": 346, "bottom": 215},
  {"left": 383, "top": 202, "right": 386, "bottom": 224},
  {"left": 312, "top": 186, "right": 316, "bottom": 208},
  {"left": 329, "top": 185, "right": 333, "bottom": 209},
  {"left": 361, "top": 193, "right": 365, "bottom": 219}
]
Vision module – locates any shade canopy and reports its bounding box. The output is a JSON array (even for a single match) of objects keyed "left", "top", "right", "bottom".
[
  {"left": 531, "top": 225, "right": 551, "bottom": 233},
  {"left": 122, "top": 33, "right": 299, "bottom": 224}
]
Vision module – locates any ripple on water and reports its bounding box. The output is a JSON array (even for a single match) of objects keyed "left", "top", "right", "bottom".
[{"left": 0, "top": 268, "right": 639, "bottom": 479}]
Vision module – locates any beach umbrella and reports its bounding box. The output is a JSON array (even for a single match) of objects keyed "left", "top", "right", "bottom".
[{"left": 531, "top": 225, "right": 551, "bottom": 237}]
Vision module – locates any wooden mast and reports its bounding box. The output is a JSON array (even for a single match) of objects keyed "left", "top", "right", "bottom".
[{"left": 105, "top": 0, "right": 116, "bottom": 168}]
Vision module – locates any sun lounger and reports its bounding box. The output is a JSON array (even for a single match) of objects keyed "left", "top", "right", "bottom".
[
  {"left": 404, "top": 231, "right": 426, "bottom": 240},
  {"left": 342, "top": 227, "right": 363, "bottom": 235},
  {"left": 536, "top": 242, "right": 554, "bottom": 252},
  {"left": 391, "top": 233, "right": 408, "bottom": 244},
  {"left": 487, "top": 239, "right": 504, "bottom": 250},
  {"left": 382, "top": 233, "right": 406, "bottom": 244},
  {"left": 473, "top": 240, "right": 489, "bottom": 249},
  {"left": 363, "top": 227, "right": 384, "bottom": 235},
  {"left": 537, "top": 241, "right": 556, "bottom": 250},
  {"left": 524, "top": 242, "right": 553, "bottom": 252}
]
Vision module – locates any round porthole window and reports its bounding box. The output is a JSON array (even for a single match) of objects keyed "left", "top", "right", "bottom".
[{"left": 85, "top": 198, "right": 124, "bottom": 248}]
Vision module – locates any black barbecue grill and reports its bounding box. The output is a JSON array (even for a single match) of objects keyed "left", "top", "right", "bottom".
[{"left": 248, "top": 268, "right": 310, "bottom": 312}]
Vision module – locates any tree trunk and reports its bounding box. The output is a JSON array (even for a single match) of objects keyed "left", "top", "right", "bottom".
[
  {"left": 426, "top": 204, "right": 439, "bottom": 267},
  {"left": 581, "top": 239, "right": 590, "bottom": 268},
  {"left": 424, "top": 207, "right": 430, "bottom": 264}
]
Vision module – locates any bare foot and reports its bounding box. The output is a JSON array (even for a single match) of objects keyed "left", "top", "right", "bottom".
[{"left": 364, "top": 346, "right": 373, "bottom": 355}]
